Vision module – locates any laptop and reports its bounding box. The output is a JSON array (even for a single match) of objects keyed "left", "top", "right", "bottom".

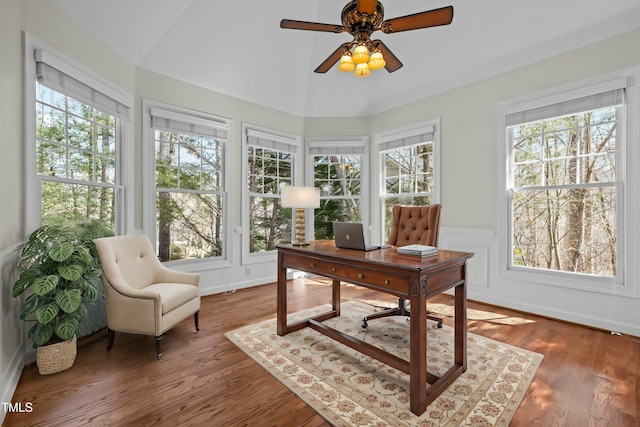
[{"left": 332, "top": 222, "right": 380, "bottom": 251}]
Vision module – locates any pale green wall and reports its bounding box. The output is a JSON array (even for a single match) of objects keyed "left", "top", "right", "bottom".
[
  {"left": 3, "top": 0, "right": 640, "bottom": 247},
  {"left": 19, "top": 0, "right": 135, "bottom": 94},
  {"left": 370, "top": 28, "right": 640, "bottom": 228},
  {"left": 135, "top": 68, "right": 306, "bottom": 230},
  {"left": 0, "top": 0, "right": 24, "bottom": 249},
  {"left": 304, "top": 116, "right": 370, "bottom": 137}
]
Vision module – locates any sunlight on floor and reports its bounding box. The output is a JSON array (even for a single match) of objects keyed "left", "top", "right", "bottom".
[{"left": 301, "top": 277, "right": 537, "bottom": 326}]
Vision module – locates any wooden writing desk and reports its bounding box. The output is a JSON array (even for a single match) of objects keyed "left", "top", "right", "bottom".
[{"left": 276, "top": 240, "right": 474, "bottom": 416}]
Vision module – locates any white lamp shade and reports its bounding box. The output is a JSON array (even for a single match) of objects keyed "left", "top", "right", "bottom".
[{"left": 281, "top": 186, "right": 320, "bottom": 208}]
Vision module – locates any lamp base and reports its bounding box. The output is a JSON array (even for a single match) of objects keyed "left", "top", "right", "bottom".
[{"left": 293, "top": 208, "right": 309, "bottom": 247}]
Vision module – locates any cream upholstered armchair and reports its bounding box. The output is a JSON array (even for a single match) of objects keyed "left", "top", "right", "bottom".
[
  {"left": 94, "top": 235, "right": 200, "bottom": 359},
  {"left": 363, "top": 204, "right": 443, "bottom": 327}
]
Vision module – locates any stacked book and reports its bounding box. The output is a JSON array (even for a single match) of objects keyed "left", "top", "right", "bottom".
[{"left": 397, "top": 244, "right": 438, "bottom": 257}]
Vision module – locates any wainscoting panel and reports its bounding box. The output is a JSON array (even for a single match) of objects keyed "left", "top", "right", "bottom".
[
  {"left": 1, "top": 243, "right": 25, "bottom": 423},
  {"left": 439, "top": 227, "right": 496, "bottom": 289}
]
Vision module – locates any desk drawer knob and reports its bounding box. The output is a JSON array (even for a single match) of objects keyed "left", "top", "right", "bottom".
[
  {"left": 358, "top": 273, "right": 364, "bottom": 279},
  {"left": 310, "top": 262, "right": 315, "bottom": 268},
  {"left": 385, "top": 278, "right": 390, "bottom": 284},
  {"left": 332, "top": 267, "right": 336, "bottom": 272}
]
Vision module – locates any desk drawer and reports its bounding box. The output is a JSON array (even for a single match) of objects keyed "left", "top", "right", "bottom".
[
  {"left": 280, "top": 253, "right": 408, "bottom": 294},
  {"left": 340, "top": 268, "right": 407, "bottom": 293}
]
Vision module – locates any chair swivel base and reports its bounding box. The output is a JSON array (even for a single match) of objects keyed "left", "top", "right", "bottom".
[{"left": 361, "top": 299, "right": 443, "bottom": 329}]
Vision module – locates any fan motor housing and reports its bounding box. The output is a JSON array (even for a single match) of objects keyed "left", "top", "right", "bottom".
[{"left": 341, "top": 0, "right": 384, "bottom": 35}]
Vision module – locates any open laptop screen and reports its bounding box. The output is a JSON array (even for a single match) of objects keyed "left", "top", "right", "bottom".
[{"left": 332, "top": 222, "right": 380, "bottom": 251}]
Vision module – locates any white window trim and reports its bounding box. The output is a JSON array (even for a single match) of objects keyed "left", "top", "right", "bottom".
[
  {"left": 374, "top": 119, "right": 441, "bottom": 244},
  {"left": 306, "top": 136, "right": 370, "bottom": 239},
  {"left": 142, "top": 98, "right": 232, "bottom": 270},
  {"left": 241, "top": 123, "right": 302, "bottom": 265},
  {"left": 497, "top": 66, "right": 640, "bottom": 298},
  {"left": 24, "top": 33, "right": 134, "bottom": 235}
]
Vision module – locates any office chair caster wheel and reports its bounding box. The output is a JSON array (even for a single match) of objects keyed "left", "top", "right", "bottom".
[
  {"left": 362, "top": 317, "right": 368, "bottom": 329},
  {"left": 437, "top": 321, "right": 443, "bottom": 328}
]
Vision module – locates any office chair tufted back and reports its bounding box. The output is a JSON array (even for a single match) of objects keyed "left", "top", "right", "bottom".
[{"left": 386, "top": 204, "right": 441, "bottom": 247}]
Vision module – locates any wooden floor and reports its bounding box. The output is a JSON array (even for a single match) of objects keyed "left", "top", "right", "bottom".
[{"left": 4, "top": 278, "right": 639, "bottom": 427}]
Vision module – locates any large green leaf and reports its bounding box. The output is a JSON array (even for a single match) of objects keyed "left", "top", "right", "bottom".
[
  {"left": 83, "top": 282, "right": 99, "bottom": 300},
  {"left": 32, "top": 275, "right": 59, "bottom": 296},
  {"left": 74, "top": 246, "right": 93, "bottom": 264},
  {"left": 55, "top": 315, "right": 79, "bottom": 341},
  {"left": 58, "top": 264, "right": 83, "bottom": 281},
  {"left": 55, "top": 289, "right": 82, "bottom": 313},
  {"left": 30, "top": 323, "right": 55, "bottom": 347},
  {"left": 68, "top": 303, "right": 88, "bottom": 322},
  {"left": 35, "top": 302, "right": 60, "bottom": 324},
  {"left": 12, "top": 273, "right": 34, "bottom": 297},
  {"left": 48, "top": 241, "right": 74, "bottom": 262},
  {"left": 19, "top": 294, "right": 39, "bottom": 320}
]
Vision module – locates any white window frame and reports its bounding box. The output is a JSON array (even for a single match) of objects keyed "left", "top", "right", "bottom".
[
  {"left": 142, "top": 99, "right": 232, "bottom": 269},
  {"left": 306, "top": 136, "right": 370, "bottom": 239},
  {"left": 375, "top": 120, "right": 441, "bottom": 244},
  {"left": 497, "top": 67, "right": 640, "bottom": 297},
  {"left": 241, "top": 123, "right": 302, "bottom": 265},
  {"left": 24, "top": 33, "right": 134, "bottom": 235}
]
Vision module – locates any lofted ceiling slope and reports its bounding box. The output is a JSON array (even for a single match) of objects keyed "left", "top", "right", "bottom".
[{"left": 51, "top": 0, "right": 640, "bottom": 118}]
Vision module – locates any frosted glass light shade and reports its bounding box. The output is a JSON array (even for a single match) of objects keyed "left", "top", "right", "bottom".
[
  {"left": 281, "top": 186, "right": 320, "bottom": 208},
  {"left": 338, "top": 54, "right": 355, "bottom": 72},
  {"left": 354, "top": 63, "right": 371, "bottom": 77},
  {"left": 352, "top": 45, "right": 370, "bottom": 64},
  {"left": 368, "top": 51, "right": 386, "bottom": 70}
]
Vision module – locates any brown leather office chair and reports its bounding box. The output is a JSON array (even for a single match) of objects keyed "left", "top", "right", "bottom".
[{"left": 363, "top": 204, "right": 443, "bottom": 328}]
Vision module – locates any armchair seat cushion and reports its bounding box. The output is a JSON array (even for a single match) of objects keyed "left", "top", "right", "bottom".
[{"left": 145, "top": 283, "right": 199, "bottom": 314}]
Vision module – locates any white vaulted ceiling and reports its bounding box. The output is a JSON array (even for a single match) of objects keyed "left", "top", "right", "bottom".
[{"left": 51, "top": 0, "right": 640, "bottom": 118}]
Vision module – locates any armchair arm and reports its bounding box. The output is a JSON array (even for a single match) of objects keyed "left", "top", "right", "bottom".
[
  {"left": 104, "top": 274, "right": 160, "bottom": 299},
  {"left": 154, "top": 265, "right": 200, "bottom": 287},
  {"left": 101, "top": 275, "right": 162, "bottom": 335}
]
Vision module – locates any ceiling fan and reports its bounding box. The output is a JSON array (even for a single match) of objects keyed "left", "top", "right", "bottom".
[{"left": 280, "top": 0, "right": 454, "bottom": 77}]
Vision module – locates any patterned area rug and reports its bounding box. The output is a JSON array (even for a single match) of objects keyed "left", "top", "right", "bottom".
[{"left": 226, "top": 301, "right": 543, "bottom": 427}]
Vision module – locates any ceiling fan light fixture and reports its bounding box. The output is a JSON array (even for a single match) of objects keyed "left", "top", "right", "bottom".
[
  {"left": 354, "top": 62, "right": 371, "bottom": 77},
  {"left": 338, "top": 53, "right": 355, "bottom": 72},
  {"left": 368, "top": 50, "right": 386, "bottom": 70},
  {"left": 352, "top": 44, "right": 370, "bottom": 64}
]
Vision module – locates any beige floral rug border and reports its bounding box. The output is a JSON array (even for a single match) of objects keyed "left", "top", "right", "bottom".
[{"left": 226, "top": 301, "right": 543, "bottom": 427}]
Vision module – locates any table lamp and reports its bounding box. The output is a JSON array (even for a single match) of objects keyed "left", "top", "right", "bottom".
[{"left": 281, "top": 186, "right": 320, "bottom": 246}]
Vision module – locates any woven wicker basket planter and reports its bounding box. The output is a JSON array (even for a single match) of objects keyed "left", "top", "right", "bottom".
[{"left": 36, "top": 335, "right": 77, "bottom": 375}]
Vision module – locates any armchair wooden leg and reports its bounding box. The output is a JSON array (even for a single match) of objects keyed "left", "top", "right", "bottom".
[
  {"left": 107, "top": 328, "right": 115, "bottom": 350},
  {"left": 155, "top": 335, "right": 162, "bottom": 360},
  {"left": 194, "top": 310, "right": 200, "bottom": 332}
]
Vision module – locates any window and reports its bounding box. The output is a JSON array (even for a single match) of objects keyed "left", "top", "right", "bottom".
[
  {"left": 506, "top": 86, "right": 624, "bottom": 278},
  {"left": 31, "top": 48, "right": 130, "bottom": 233},
  {"left": 378, "top": 122, "right": 440, "bottom": 243},
  {"left": 244, "top": 126, "right": 300, "bottom": 255},
  {"left": 499, "top": 71, "right": 639, "bottom": 291},
  {"left": 307, "top": 138, "right": 368, "bottom": 240},
  {"left": 147, "top": 105, "right": 229, "bottom": 262}
]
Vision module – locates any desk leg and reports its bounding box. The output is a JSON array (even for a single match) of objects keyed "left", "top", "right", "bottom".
[
  {"left": 455, "top": 271, "right": 468, "bottom": 370},
  {"left": 409, "top": 278, "right": 427, "bottom": 416},
  {"left": 277, "top": 255, "right": 287, "bottom": 336},
  {"left": 332, "top": 279, "right": 341, "bottom": 316}
]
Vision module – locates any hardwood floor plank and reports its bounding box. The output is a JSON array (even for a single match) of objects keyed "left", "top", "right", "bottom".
[{"left": 4, "top": 279, "right": 639, "bottom": 426}]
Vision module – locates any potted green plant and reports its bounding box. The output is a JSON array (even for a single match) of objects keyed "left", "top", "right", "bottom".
[{"left": 12, "top": 221, "right": 105, "bottom": 374}]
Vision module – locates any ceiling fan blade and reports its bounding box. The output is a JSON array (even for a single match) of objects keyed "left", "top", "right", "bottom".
[
  {"left": 381, "top": 6, "right": 453, "bottom": 34},
  {"left": 371, "top": 40, "right": 403, "bottom": 72},
  {"left": 314, "top": 43, "right": 351, "bottom": 73},
  {"left": 357, "top": 0, "right": 378, "bottom": 15},
  {"left": 280, "top": 19, "right": 345, "bottom": 33}
]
